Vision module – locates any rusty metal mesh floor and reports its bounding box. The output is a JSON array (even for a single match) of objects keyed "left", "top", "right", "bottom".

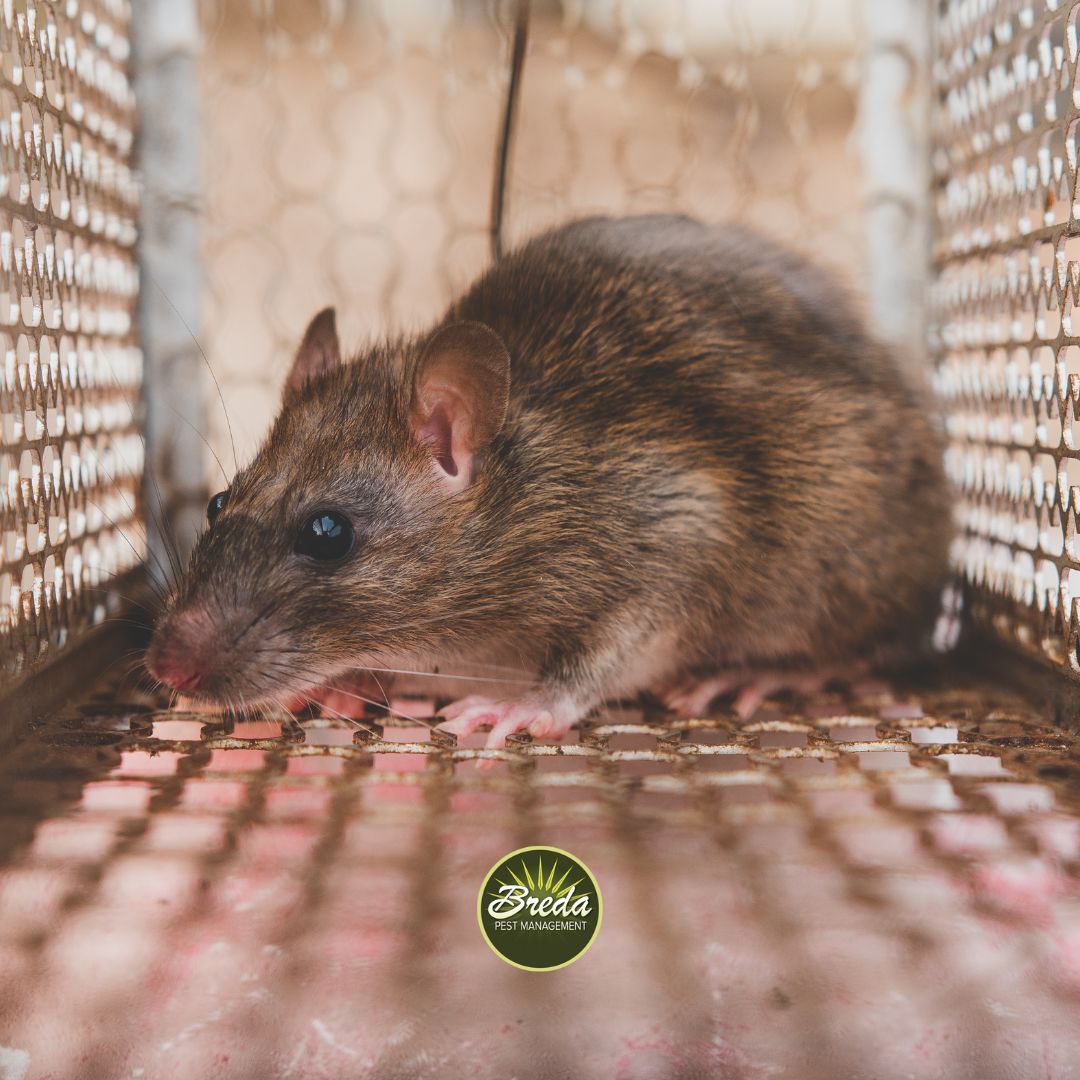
[{"left": 2, "top": 675, "right": 1080, "bottom": 1078}]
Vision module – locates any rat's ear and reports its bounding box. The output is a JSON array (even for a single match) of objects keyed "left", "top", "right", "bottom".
[
  {"left": 286, "top": 308, "right": 341, "bottom": 396},
  {"left": 410, "top": 322, "right": 510, "bottom": 493}
]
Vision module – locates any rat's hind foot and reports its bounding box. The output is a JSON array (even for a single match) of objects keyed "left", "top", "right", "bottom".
[
  {"left": 662, "top": 664, "right": 869, "bottom": 720},
  {"left": 662, "top": 673, "right": 745, "bottom": 719},
  {"left": 436, "top": 694, "right": 579, "bottom": 749}
]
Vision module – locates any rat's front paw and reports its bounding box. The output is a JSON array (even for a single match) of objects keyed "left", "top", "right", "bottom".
[{"left": 436, "top": 694, "right": 579, "bottom": 749}]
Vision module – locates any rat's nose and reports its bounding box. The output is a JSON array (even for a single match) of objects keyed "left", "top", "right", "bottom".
[
  {"left": 145, "top": 610, "right": 215, "bottom": 693},
  {"left": 145, "top": 643, "right": 205, "bottom": 693}
]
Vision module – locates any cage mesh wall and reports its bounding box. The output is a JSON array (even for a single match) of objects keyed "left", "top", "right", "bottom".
[
  {"left": 931, "top": 0, "right": 1080, "bottom": 677},
  {"left": 0, "top": 0, "right": 143, "bottom": 683},
  {"left": 5, "top": 676, "right": 1080, "bottom": 1077}
]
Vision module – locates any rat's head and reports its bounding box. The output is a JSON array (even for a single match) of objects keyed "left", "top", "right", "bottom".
[{"left": 145, "top": 308, "right": 511, "bottom": 707}]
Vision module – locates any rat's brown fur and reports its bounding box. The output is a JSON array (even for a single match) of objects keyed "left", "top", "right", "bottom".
[{"left": 147, "top": 214, "right": 950, "bottom": 725}]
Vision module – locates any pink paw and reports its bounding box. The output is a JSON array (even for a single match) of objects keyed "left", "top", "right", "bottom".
[
  {"left": 663, "top": 673, "right": 744, "bottom": 719},
  {"left": 663, "top": 666, "right": 865, "bottom": 720},
  {"left": 436, "top": 694, "right": 578, "bottom": 749}
]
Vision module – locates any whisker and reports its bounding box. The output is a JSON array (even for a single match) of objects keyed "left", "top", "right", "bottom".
[
  {"left": 367, "top": 668, "right": 390, "bottom": 710},
  {"left": 361, "top": 665, "right": 529, "bottom": 686},
  {"left": 86, "top": 495, "right": 173, "bottom": 588},
  {"left": 84, "top": 339, "right": 186, "bottom": 585},
  {"left": 142, "top": 462, "right": 187, "bottom": 583},
  {"left": 146, "top": 271, "right": 239, "bottom": 471},
  {"left": 293, "top": 682, "right": 433, "bottom": 729},
  {"left": 291, "top": 692, "right": 384, "bottom": 739},
  {"left": 80, "top": 587, "right": 161, "bottom": 616},
  {"left": 159, "top": 399, "right": 230, "bottom": 487}
]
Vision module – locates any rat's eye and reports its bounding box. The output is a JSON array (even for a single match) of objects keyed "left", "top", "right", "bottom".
[
  {"left": 295, "top": 510, "right": 355, "bottom": 561},
  {"left": 207, "top": 491, "right": 228, "bottom": 527}
]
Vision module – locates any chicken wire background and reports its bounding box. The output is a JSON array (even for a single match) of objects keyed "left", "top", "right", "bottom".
[
  {"left": 139, "top": 0, "right": 932, "bottom": 550},
  {"left": 0, "top": 1, "right": 144, "bottom": 684}
]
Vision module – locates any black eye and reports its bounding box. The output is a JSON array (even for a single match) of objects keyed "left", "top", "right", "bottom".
[
  {"left": 294, "top": 510, "right": 355, "bottom": 561},
  {"left": 207, "top": 490, "right": 228, "bottom": 526}
]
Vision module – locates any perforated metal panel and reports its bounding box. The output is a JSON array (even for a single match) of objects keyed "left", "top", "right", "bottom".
[
  {"left": 0, "top": 679, "right": 1078, "bottom": 1077},
  {"left": 0, "top": 1, "right": 143, "bottom": 682},
  {"left": 932, "top": 0, "right": 1080, "bottom": 676}
]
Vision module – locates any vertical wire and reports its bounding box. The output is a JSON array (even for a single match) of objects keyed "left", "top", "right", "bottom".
[{"left": 489, "top": 0, "right": 531, "bottom": 263}]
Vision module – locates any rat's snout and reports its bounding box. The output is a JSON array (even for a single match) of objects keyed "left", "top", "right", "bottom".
[
  {"left": 145, "top": 608, "right": 220, "bottom": 694},
  {"left": 147, "top": 648, "right": 203, "bottom": 693}
]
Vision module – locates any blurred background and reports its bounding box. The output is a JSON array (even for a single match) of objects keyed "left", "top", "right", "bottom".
[{"left": 139, "top": 0, "right": 928, "bottom": 550}]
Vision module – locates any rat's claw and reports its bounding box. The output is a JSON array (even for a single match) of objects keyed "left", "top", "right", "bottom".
[
  {"left": 662, "top": 664, "right": 872, "bottom": 720},
  {"left": 663, "top": 673, "right": 742, "bottom": 718},
  {"left": 525, "top": 709, "right": 559, "bottom": 739},
  {"left": 435, "top": 695, "right": 497, "bottom": 728},
  {"left": 733, "top": 676, "right": 785, "bottom": 720},
  {"left": 434, "top": 695, "right": 578, "bottom": 750}
]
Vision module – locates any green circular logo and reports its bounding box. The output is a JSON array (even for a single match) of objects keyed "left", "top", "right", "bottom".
[{"left": 477, "top": 845, "right": 602, "bottom": 971}]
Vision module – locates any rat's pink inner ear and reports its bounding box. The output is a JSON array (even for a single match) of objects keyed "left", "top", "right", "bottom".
[
  {"left": 285, "top": 307, "right": 341, "bottom": 396},
  {"left": 409, "top": 322, "right": 510, "bottom": 493},
  {"left": 417, "top": 402, "right": 458, "bottom": 478}
]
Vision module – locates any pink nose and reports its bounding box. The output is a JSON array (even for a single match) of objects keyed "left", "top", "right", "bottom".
[
  {"left": 155, "top": 658, "right": 203, "bottom": 692},
  {"left": 146, "top": 613, "right": 213, "bottom": 693},
  {"left": 146, "top": 645, "right": 204, "bottom": 693}
]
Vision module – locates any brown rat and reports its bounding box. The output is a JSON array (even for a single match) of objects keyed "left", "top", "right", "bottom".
[{"left": 145, "top": 214, "right": 951, "bottom": 745}]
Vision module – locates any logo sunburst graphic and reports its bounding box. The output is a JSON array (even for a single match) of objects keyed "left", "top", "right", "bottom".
[
  {"left": 488, "top": 853, "right": 584, "bottom": 904},
  {"left": 477, "top": 845, "right": 603, "bottom": 971}
]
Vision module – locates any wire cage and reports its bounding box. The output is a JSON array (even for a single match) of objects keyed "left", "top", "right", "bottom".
[
  {"left": 2, "top": 2, "right": 1080, "bottom": 1078},
  {"left": 0, "top": 0, "right": 143, "bottom": 681},
  {"left": 931, "top": 0, "right": 1080, "bottom": 682}
]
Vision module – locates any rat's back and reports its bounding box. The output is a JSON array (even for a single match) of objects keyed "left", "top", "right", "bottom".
[
  {"left": 453, "top": 214, "right": 889, "bottom": 400},
  {"left": 449, "top": 214, "right": 950, "bottom": 677}
]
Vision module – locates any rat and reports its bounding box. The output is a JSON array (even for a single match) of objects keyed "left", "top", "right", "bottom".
[{"left": 145, "top": 214, "right": 951, "bottom": 748}]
